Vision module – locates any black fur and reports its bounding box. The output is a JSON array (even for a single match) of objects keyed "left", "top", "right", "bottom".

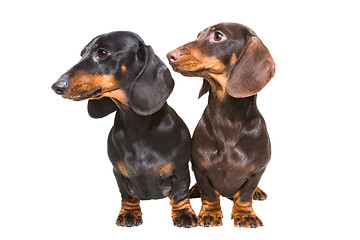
[{"left": 52, "top": 31, "right": 197, "bottom": 227}]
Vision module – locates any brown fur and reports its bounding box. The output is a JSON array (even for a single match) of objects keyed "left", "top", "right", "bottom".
[{"left": 167, "top": 23, "right": 275, "bottom": 228}]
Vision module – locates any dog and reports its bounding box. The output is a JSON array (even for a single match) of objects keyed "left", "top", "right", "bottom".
[
  {"left": 51, "top": 31, "right": 197, "bottom": 227},
  {"left": 167, "top": 23, "right": 275, "bottom": 227}
]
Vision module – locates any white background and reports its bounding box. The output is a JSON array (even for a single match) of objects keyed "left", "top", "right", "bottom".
[{"left": 1, "top": 0, "right": 359, "bottom": 239}]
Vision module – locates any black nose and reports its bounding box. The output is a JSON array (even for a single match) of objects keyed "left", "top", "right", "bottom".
[{"left": 52, "top": 80, "right": 69, "bottom": 95}]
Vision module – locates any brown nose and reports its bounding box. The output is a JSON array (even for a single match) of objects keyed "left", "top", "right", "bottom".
[{"left": 167, "top": 49, "right": 181, "bottom": 63}]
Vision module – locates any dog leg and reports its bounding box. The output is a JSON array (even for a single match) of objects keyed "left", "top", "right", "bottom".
[
  {"left": 199, "top": 197, "right": 223, "bottom": 227},
  {"left": 116, "top": 198, "right": 142, "bottom": 227},
  {"left": 170, "top": 174, "right": 198, "bottom": 227},
  {"left": 232, "top": 170, "right": 265, "bottom": 228},
  {"left": 188, "top": 183, "right": 201, "bottom": 198},
  {"left": 113, "top": 168, "right": 142, "bottom": 227},
  {"left": 192, "top": 167, "right": 223, "bottom": 227}
]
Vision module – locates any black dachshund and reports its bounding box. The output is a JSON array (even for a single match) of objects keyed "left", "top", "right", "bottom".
[{"left": 52, "top": 31, "right": 197, "bottom": 227}]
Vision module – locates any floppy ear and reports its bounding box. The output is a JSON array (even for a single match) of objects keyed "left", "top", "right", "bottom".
[
  {"left": 87, "top": 97, "right": 117, "bottom": 118},
  {"left": 129, "top": 46, "right": 174, "bottom": 116},
  {"left": 226, "top": 36, "right": 275, "bottom": 98},
  {"left": 198, "top": 79, "right": 210, "bottom": 99}
]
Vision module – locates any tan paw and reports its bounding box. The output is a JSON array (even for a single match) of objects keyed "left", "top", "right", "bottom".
[
  {"left": 171, "top": 198, "right": 198, "bottom": 228},
  {"left": 198, "top": 199, "right": 223, "bottom": 227},
  {"left": 232, "top": 201, "right": 263, "bottom": 228},
  {"left": 232, "top": 211, "right": 263, "bottom": 228},
  {"left": 116, "top": 200, "right": 142, "bottom": 227}
]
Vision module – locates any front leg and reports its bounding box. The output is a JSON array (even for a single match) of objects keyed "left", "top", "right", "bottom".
[
  {"left": 232, "top": 170, "right": 265, "bottom": 228},
  {"left": 192, "top": 165, "right": 223, "bottom": 227},
  {"left": 232, "top": 199, "right": 263, "bottom": 228},
  {"left": 113, "top": 168, "right": 142, "bottom": 227},
  {"left": 191, "top": 117, "right": 223, "bottom": 227},
  {"left": 116, "top": 198, "right": 142, "bottom": 227},
  {"left": 199, "top": 197, "right": 223, "bottom": 227},
  {"left": 169, "top": 174, "right": 198, "bottom": 228}
]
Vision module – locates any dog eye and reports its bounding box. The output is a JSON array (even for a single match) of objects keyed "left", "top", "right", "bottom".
[
  {"left": 97, "top": 49, "right": 109, "bottom": 59},
  {"left": 213, "top": 32, "right": 224, "bottom": 41}
]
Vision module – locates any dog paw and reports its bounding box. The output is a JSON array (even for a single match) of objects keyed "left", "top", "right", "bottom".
[
  {"left": 171, "top": 198, "right": 198, "bottom": 228},
  {"left": 199, "top": 212, "right": 222, "bottom": 227},
  {"left": 253, "top": 187, "right": 267, "bottom": 201},
  {"left": 232, "top": 200, "right": 263, "bottom": 228},
  {"left": 116, "top": 211, "right": 142, "bottom": 227},
  {"left": 172, "top": 209, "right": 198, "bottom": 228},
  {"left": 232, "top": 212, "right": 263, "bottom": 228},
  {"left": 116, "top": 200, "right": 142, "bottom": 227},
  {"left": 198, "top": 200, "right": 223, "bottom": 227}
]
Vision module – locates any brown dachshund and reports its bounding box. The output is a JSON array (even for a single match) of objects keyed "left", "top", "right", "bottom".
[{"left": 167, "top": 23, "right": 275, "bottom": 228}]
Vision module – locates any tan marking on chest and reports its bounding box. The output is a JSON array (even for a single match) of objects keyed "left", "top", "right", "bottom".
[
  {"left": 121, "top": 65, "right": 127, "bottom": 73},
  {"left": 117, "top": 162, "right": 130, "bottom": 178},
  {"left": 202, "top": 156, "right": 210, "bottom": 169},
  {"left": 248, "top": 164, "right": 255, "bottom": 172},
  {"left": 155, "top": 162, "right": 175, "bottom": 177}
]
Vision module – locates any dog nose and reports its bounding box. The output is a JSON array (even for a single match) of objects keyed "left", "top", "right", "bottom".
[
  {"left": 52, "top": 74, "right": 70, "bottom": 95},
  {"left": 167, "top": 50, "right": 181, "bottom": 62},
  {"left": 52, "top": 80, "right": 69, "bottom": 95}
]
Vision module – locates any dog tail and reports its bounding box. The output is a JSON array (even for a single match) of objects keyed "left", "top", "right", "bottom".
[{"left": 188, "top": 183, "right": 201, "bottom": 198}]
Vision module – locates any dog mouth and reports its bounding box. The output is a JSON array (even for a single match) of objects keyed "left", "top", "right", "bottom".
[
  {"left": 170, "top": 62, "right": 215, "bottom": 78},
  {"left": 66, "top": 86, "right": 104, "bottom": 101},
  {"left": 168, "top": 50, "right": 226, "bottom": 77},
  {"left": 169, "top": 60, "right": 206, "bottom": 76},
  {"left": 169, "top": 57, "right": 223, "bottom": 77},
  {"left": 177, "top": 68, "right": 207, "bottom": 77}
]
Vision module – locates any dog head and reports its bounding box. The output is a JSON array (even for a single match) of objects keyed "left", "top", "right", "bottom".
[
  {"left": 52, "top": 31, "right": 174, "bottom": 116},
  {"left": 167, "top": 23, "right": 275, "bottom": 100}
]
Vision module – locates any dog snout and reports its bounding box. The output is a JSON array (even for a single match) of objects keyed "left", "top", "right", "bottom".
[
  {"left": 52, "top": 74, "right": 70, "bottom": 95},
  {"left": 167, "top": 49, "right": 182, "bottom": 63}
]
